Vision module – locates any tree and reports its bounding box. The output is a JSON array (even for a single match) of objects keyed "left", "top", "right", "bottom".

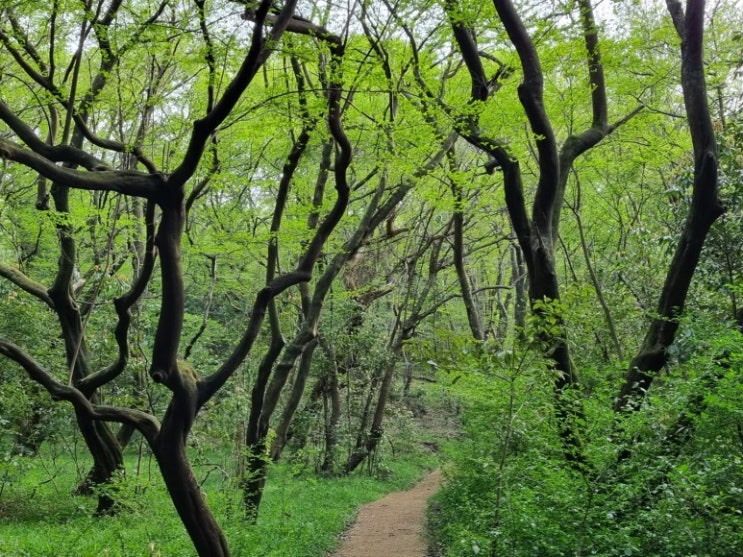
[
  {"left": 1, "top": 0, "right": 738, "bottom": 553},
  {"left": 615, "top": 0, "right": 723, "bottom": 416},
  {"left": 0, "top": 1, "right": 352, "bottom": 554},
  {"left": 441, "top": 0, "right": 643, "bottom": 464}
]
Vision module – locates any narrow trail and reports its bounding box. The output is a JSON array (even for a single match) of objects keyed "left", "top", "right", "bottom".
[{"left": 330, "top": 469, "right": 442, "bottom": 557}]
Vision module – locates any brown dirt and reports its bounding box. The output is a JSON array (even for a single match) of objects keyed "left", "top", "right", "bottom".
[{"left": 329, "top": 469, "right": 442, "bottom": 557}]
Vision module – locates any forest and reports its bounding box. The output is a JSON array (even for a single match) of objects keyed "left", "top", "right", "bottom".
[{"left": 0, "top": 0, "right": 742, "bottom": 555}]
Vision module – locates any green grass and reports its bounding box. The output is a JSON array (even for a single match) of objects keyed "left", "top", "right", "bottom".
[
  {"left": 0, "top": 381, "right": 453, "bottom": 556},
  {"left": 0, "top": 441, "right": 437, "bottom": 557}
]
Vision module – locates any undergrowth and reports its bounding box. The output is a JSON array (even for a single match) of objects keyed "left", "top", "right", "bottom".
[
  {"left": 426, "top": 327, "right": 743, "bottom": 557},
  {"left": 0, "top": 416, "right": 439, "bottom": 557}
]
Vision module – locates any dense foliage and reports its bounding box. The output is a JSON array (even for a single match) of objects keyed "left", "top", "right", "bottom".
[{"left": 1, "top": 0, "right": 742, "bottom": 555}]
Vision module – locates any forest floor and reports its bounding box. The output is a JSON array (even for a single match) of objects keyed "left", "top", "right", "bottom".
[{"left": 328, "top": 468, "right": 442, "bottom": 557}]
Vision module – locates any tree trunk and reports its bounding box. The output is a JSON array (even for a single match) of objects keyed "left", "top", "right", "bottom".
[
  {"left": 614, "top": 0, "right": 722, "bottom": 414},
  {"left": 156, "top": 395, "right": 230, "bottom": 557},
  {"left": 320, "top": 358, "right": 342, "bottom": 474},
  {"left": 73, "top": 409, "right": 124, "bottom": 515},
  {"left": 270, "top": 339, "right": 318, "bottom": 461},
  {"left": 344, "top": 356, "right": 399, "bottom": 474},
  {"left": 450, "top": 163, "right": 486, "bottom": 341},
  {"left": 458, "top": 0, "right": 638, "bottom": 468},
  {"left": 344, "top": 324, "right": 413, "bottom": 474},
  {"left": 48, "top": 179, "right": 125, "bottom": 510},
  {"left": 350, "top": 365, "right": 381, "bottom": 461},
  {"left": 241, "top": 335, "right": 283, "bottom": 519},
  {"left": 511, "top": 244, "right": 527, "bottom": 337}
]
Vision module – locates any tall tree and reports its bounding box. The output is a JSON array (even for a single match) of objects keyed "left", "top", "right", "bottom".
[
  {"left": 615, "top": 0, "right": 722, "bottom": 414},
  {"left": 0, "top": 0, "right": 170, "bottom": 513},
  {"left": 445, "top": 0, "right": 641, "bottom": 464}
]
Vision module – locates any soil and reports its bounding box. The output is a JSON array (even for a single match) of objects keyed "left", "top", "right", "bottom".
[{"left": 329, "top": 469, "right": 442, "bottom": 557}]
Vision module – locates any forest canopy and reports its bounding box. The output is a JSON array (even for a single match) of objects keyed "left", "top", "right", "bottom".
[{"left": 1, "top": 0, "right": 743, "bottom": 555}]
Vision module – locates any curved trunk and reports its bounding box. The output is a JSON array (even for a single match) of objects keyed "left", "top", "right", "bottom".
[
  {"left": 48, "top": 223, "right": 124, "bottom": 510},
  {"left": 241, "top": 334, "right": 283, "bottom": 519},
  {"left": 156, "top": 394, "right": 229, "bottom": 557},
  {"left": 615, "top": 0, "right": 722, "bottom": 415}
]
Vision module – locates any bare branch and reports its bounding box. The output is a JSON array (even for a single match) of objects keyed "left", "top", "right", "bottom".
[{"left": 169, "top": 0, "right": 299, "bottom": 189}]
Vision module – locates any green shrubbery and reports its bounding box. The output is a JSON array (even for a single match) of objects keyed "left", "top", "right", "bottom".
[{"left": 429, "top": 324, "right": 743, "bottom": 557}]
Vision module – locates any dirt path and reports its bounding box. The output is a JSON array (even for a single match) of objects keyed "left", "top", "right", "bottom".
[{"left": 330, "top": 469, "right": 442, "bottom": 557}]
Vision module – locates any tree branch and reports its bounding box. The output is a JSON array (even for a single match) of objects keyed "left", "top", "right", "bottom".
[
  {"left": 0, "top": 339, "right": 160, "bottom": 445},
  {"left": 0, "top": 101, "right": 105, "bottom": 170},
  {"left": 0, "top": 137, "right": 164, "bottom": 196},
  {"left": 169, "top": 0, "right": 298, "bottom": 189},
  {"left": 0, "top": 263, "right": 55, "bottom": 308}
]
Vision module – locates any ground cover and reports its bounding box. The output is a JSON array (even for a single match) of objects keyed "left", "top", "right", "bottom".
[{"left": 0, "top": 444, "right": 436, "bottom": 556}]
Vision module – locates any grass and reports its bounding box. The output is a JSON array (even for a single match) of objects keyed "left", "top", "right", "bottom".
[
  {"left": 0, "top": 380, "right": 456, "bottom": 556},
  {"left": 0, "top": 430, "right": 439, "bottom": 556}
]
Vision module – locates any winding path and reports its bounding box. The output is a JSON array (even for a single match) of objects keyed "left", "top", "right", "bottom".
[{"left": 330, "top": 469, "right": 441, "bottom": 557}]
